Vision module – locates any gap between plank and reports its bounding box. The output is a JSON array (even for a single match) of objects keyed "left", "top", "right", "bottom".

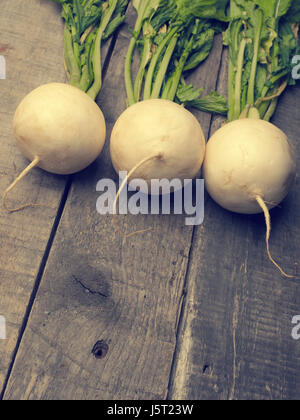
[
  {"left": 166, "top": 223, "right": 198, "bottom": 399},
  {"left": 166, "top": 44, "right": 226, "bottom": 400},
  {"left": 0, "top": 176, "right": 72, "bottom": 400}
]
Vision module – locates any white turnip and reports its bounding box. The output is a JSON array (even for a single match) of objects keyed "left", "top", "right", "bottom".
[
  {"left": 110, "top": 99, "right": 206, "bottom": 187},
  {"left": 203, "top": 0, "right": 300, "bottom": 277},
  {"left": 110, "top": 99, "right": 206, "bottom": 238},
  {"left": 3, "top": 83, "right": 106, "bottom": 211},
  {"left": 3, "top": 0, "right": 129, "bottom": 212},
  {"left": 203, "top": 118, "right": 296, "bottom": 277},
  {"left": 203, "top": 119, "right": 296, "bottom": 215}
]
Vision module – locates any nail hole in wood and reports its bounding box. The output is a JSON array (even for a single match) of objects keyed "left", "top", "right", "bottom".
[
  {"left": 202, "top": 364, "right": 210, "bottom": 374},
  {"left": 92, "top": 340, "right": 109, "bottom": 360}
]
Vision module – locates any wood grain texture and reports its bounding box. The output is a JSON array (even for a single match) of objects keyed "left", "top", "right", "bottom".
[
  {"left": 0, "top": 0, "right": 68, "bottom": 391},
  {"left": 0, "top": 0, "right": 114, "bottom": 396},
  {"left": 169, "top": 51, "right": 300, "bottom": 401},
  {"left": 2, "top": 6, "right": 223, "bottom": 400}
]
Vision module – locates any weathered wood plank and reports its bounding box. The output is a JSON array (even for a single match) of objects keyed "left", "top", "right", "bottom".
[
  {"left": 2, "top": 6, "right": 224, "bottom": 400},
  {"left": 169, "top": 51, "right": 300, "bottom": 400},
  {"left": 0, "top": 0, "right": 115, "bottom": 396},
  {"left": 0, "top": 0, "right": 68, "bottom": 392}
]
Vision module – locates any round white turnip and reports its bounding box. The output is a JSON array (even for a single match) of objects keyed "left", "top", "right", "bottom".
[
  {"left": 203, "top": 119, "right": 296, "bottom": 214},
  {"left": 110, "top": 99, "right": 206, "bottom": 189},
  {"left": 110, "top": 98, "right": 206, "bottom": 238},
  {"left": 4, "top": 83, "right": 106, "bottom": 211},
  {"left": 203, "top": 118, "right": 297, "bottom": 277}
]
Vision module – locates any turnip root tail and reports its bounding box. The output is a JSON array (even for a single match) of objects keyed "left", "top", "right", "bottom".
[
  {"left": 113, "top": 154, "right": 162, "bottom": 239},
  {"left": 3, "top": 156, "right": 40, "bottom": 213},
  {"left": 255, "top": 195, "right": 295, "bottom": 279}
]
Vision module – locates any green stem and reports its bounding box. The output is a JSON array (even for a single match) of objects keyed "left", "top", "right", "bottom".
[
  {"left": 239, "top": 104, "right": 250, "bottom": 119},
  {"left": 255, "top": 80, "right": 288, "bottom": 108},
  {"left": 88, "top": 33, "right": 96, "bottom": 82},
  {"left": 228, "top": 17, "right": 243, "bottom": 122},
  {"left": 271, "top": 38, "right": 279, "bottom": 74},
  {"left": 247, "top": 9, "right": 263, "bottom": 105},
  {"left": 257, "top": 100, "right": 271, "bottom": 118},
  {"left": 86, "top": 26, "right": 103, "bottom": 99},
  {"left": 143, "top": 26, "right": 178, "bottom": 100},
  {"left": 79, "top": 32, "right": 95, "bottom": 92},
  {"left": 125, "top": 37, "right": 139, "bottom": 106},
  {"left": 161, "top": 77, "right": 173, "bottom": 100},
  {"left": 74, "top": 0, "right": 83, "bottom": 33},
  {"left": 227, "top": 59, "right": 235, "bottom": 122},
  {"left": 150, "top": 34, "right": 177, "bottom": 99},
  {"left": 79, "top": 64, "right": 91, "bottom": 91},
  {"left": 241, "top": 86, "right": 247, "bottom": 112},
  {"left": 87, "top": 0, "right": 118, "bottom": 100},
  {"left": 125, "top": 0, "right": 153, "bottom": 106},
  {"left": 233, "top": 38, "right": 247, "bottom": 120},
  {"left": 64, "top": 26, "right": 81, "bottom": 88},
  {"left": 247, "top": 106, "right": 260, "bottom": 119},
  {"left": 71, "top": 25, "right": 81, "bottom": 69},
  {"left": 263, "top": 98, "right": 278, "bottom": 121},
  {"left": 134, "top": 37, "right": 153, "bottom": 102},
  {"left": 163, "top": 37, "right": 194, "bottom": 102}
]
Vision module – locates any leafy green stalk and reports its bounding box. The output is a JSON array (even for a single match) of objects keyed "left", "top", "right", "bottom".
[
  {"left": 150, "top": 33, "right": 178, "bottom": 98},
  {"left": 263, "top": 98, "right": 278, "bottom": 121},
  {"left": 133, "top": 22, "right": 156, "bottom": 101},
  {"left": 177, "top": 86, "right": 228, "bottom": 114},
  {"left": 53, "top": 0, "right": 129, "bottom": 100},
  {"left": 87, "top": 0, "right": 120, "bottom": 99},
  {"left": 125, "top": 0, "right": 161, "bottom": 105},
  {"left": 246, "top": 8, "right": 263, "bottom": 105},
  {"left": 226, "top": 0, "right": 300, "bottom": 122},
  {"left": 64, "top": 25, "right": 81, "bottom": 87},
  {"left": 125, "top": 38, "right": 140, "bottom": 105},
  {"left": 79, "top": 31, "right": 95, "bottom": 91},
  {"left": 227, "top": 60, "right": 234, "bottom": 121},
  {"left": 163, "top": 36, "right": 194, "bottom": 101},
  {"left": 233, "top": 37, "right": 247, "bottom": 120},
  {"left": 143, "top": 26, "right": 178, "bottom": 100},
  {"left": 225, "top": 14, "right": 243, "bottom": 120},
  {"left": 125, "top": 0, "right": 229, "bottom": 115}
]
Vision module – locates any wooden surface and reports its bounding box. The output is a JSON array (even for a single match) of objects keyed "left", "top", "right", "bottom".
[
  {"left": 0, "top": 0, "right": 68, "bottom": 394},
  {"left": 170, "top": 53, "right": 300, "bottom": 400},
  {"left": 0, "top": 1, "right": 299, "bottom": 401},
  {"left": 169, "top": 52, "right": 300, "bottom": 401}
]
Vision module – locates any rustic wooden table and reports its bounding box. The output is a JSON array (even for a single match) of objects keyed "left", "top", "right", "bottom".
[{"left": 0, "top": 0, "right": 299, "bottom": 401}]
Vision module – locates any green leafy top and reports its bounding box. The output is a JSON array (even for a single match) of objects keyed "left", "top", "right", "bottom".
[
  {"left": 174, "top": 0, "right": 229, "bottom": 23},
  {"left": 125, "top": 0, "right": 229, "bottom": 115},
  {"left": 253, "top": 0, "right": 293, "bottom": 19},
  {"left": 53, "top": 0, "right": 129, "bottom": 100},
  {"left": 286, "top": 0, "right": 300, "bottom": 22},
  {"left": 225, "top": 0, "right": 300, "bottom": 122}
]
